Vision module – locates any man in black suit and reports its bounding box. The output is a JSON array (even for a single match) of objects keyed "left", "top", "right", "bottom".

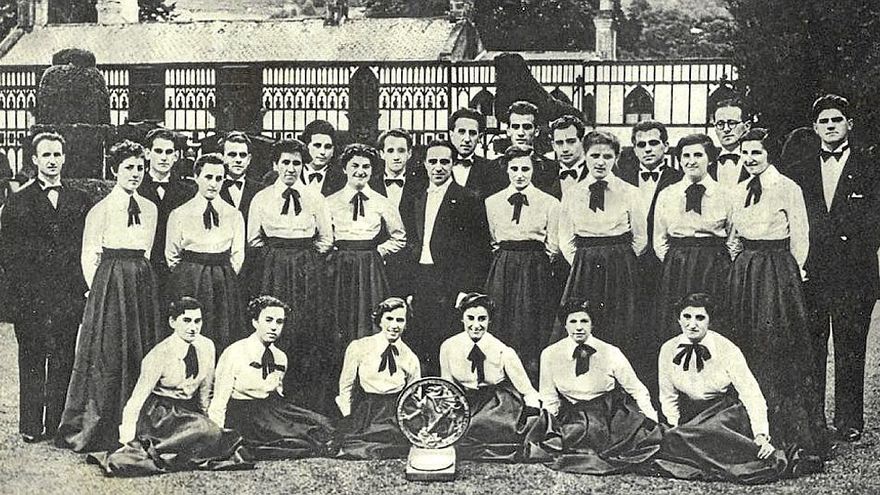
[
  {"left": 138, "top": 128, "right": 195, "bottom": 303},
  {"left": 0, "top": 132, "right": 91, "bottom": 442},
  {"left": 448, "top": 108, "right": 495, "bottom": 199},
  {"left": 789, "top": 94, "right": 880, "bottom": 443},
  {"left": 491, "top": 100, "right": 559, "bottom": 197},
  {"left": 549, "top": 114, "right": 590, "bottom": 199},
  {"left": 401, "top": 139, "right": 490, "bottom": 373},
  {"left": 370, "top": 128, "right": 426, "bottom": 296},
  {"left": 710, "top": 98, "right": 751, "bottom": 187},
  {"left": 300, "top": 119, "right": 345, "bottom": 197}
]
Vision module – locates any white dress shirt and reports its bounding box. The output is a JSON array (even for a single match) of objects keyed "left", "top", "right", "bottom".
[
  {"left": 452, "top": 155, "right": 474, "bottom": 187},
  {"left": 208, "top": 333, "right": 288, "bottom": 427},
  {"left": 558, "top": 159, "right": 587, "bottom": 198},
  {"left": 820, "top": 141, "right": 850, "bottom": 211},
  {"left": 539, "top": 335, "right": 657, "bottom": 421},
  {"left": 382, "top": 170, "right": 406, "bottom": 209},
  {"left": 300, "top": 164, "right": 328, "bottom": 195},
  {"left": 38, "top": 178, "right": 61, "bottom": 209},
  {"left": 439, "top": 332, "right": 540, "bottom": 408},
  {"left": 118, "top": 334, "right": 215, "bottom": 443},
  {"left": 166, "top": 195, "right": 246, "bottom": 273},
  {"left": 225, "top": 176, "right": 247, "bottom": 209},
  {"left": 81, "top": 186, "right": 158, "bottom": 287},
  {"left": 658, "top": 330, "right": 769, "bottom": 437},
  {"left": 635, "top": 164, "right": 664, "bottom": 216},
  {"left": 557, "top": 174, "right": 647, "bottom": 264},
  {"left": 716, "top": 146, "right": 746, "bottom": 189},
  {"left": 247, "top": 179, "right": 333, "bottom": 253},
  {"left": 419, "top": 179, "right": 452, "bottom": 264},
  {"left": 729, "top": 165, "right": 810, "bottom": 270},
  {"left": 485, "top": 184, "right": 560, "bottom": 258},
  {"left": 336, "top": 332, "right": 421, "bottom": 416},
  {"left": 653, "top": 176, "right": 735, "bottom": 262},
  {"left": 326, "top": 185, "right": 406, "bottom": 257}
]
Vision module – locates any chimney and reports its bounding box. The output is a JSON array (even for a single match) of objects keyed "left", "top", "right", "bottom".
[
  {"left": 17, "top": 0, "right": 49, "bottom": 27},
  {"left": 448, "top": 0, "right": 473, "bottom": 22},
  {"left": 593, "top": 0, "right": 617, "bottom": 60},
  {"left": 96, "top": 0, "right": 139, "bottom": 24}
]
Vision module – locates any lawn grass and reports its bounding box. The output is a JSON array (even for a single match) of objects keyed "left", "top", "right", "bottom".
[{"left": 0, "top": 316, "right": 878, "bottom": 494}]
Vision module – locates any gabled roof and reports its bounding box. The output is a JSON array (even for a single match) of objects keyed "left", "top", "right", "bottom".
[{"left": 0, "top": 17, "right": 476, "bottom": 66}]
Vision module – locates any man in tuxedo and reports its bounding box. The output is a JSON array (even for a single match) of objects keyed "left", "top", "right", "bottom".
[
  {"left": 711, "top": 98, "right": 751, "bottom": 187},
  {"left": 0, "top": 132, "right": 92, "bottom": 442},
  {"left": 139, "top": 128, "right": 195, "bottom": 302},
  {"left": 789, "top": 94, "right": 880, "bottom": 443},
  {"left": 370, "top": 128, "right": 426, "bottom": 296},
  {"left": 448, "top": 108, "right": 494, "bottom": 198},
  {"left": 401, "top": 139, "right": 490, "bottom": 373},
  {"left": 549, "top": 114, "right": 590, "bottom": 199},
  {"left": 492, "top": 100, "right": 559, "bottom": 196},
  {"left": 300, "top": 119, "right": 345, "bottom": 197}
]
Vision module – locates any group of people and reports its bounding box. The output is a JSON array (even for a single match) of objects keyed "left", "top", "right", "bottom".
[{"left": 0, "top": 92, "right": 875, "bottom": 484}]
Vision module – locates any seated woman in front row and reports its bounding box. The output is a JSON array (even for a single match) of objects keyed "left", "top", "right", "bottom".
[
  {"left": 531, "top": 299, "right": 663, "bottom": 474},
  {"left": 439, "top": 292, "right": 541, "bottom": 461},
  {"left": 335, "top": 297, "right": 421, "bottom": 460},
  {"left": 208, "top": 295, "right": 336, "bottom": 460},
  {"left": 653, "top": 292, "right": 823, "bottom": 483},
  {"left": 89, "top": 297, "right": 253, "bottom": 477}
]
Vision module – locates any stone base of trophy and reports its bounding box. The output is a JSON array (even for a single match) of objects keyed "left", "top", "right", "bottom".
[{"left": 405, "top": 446, "right": 456, "bottom": 481}]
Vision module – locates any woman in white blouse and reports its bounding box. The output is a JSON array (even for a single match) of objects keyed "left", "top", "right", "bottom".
[
  {"left": 726, "top": 129, "right": 829, "bottom": 457},
  {"left": 209, "top": 295, "right": 336, "bottom": 460},
  {"left": 439, "top": 292, "right": 541, "bottom": 461},
  {"left": 653, "top": 133, "right": 735, "bottom": 340},
  {"left": 531, "top": 299, "right": 662, "bottom": 474},
  {"left": 325, "top": 144, "right": 406, "bottom": 377},
  {"left": 484, "top": 146, "right": 560, "bottom": 376},
  {"left": 89, "top": 297, "right": 252, "bottom": 476},
  {"left": 57, "top": 141, "right": 162, "bottom": 453},
  {"left": 248, "top": 139, "right": 334, "bottom": 413},
  {"left": 336, "top": 297, "right": 421, "bottom": 460},
  {"left": 166, "top": 153, "right": 245, "bottom": 352},
  {"left": 655, "top": 293, "right": 823, "bottom": 483}
]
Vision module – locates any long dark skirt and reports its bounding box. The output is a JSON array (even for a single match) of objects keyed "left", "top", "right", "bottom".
[
  {"left": 326, "top": 241, "right": 388, "bottom": 348},
  {"left": 727, "top": 240, "right": 828, "bottom": 456},
  {"left": 485, "top": 241, "right": 555, "bottom": 375},
  {"left": 560, "top": 235, "right": 646, "bottom": 378},
  {"left": 336, "top": 392, "right": 408, "bottom": 460},
  {"left": 226, "top": 394, "right": 336, "bottom": 460},
  {"left": 653, "top": 394, "right": 795, "bottom": 484},
  {"left": 457, "top": 381, "right": 538, "bottom": 462},
  {"left": 56, "top": 249, "right": 162, "bottom": 453},
  {"left": 172, "top": 251, "right": 243, "bottom": 352},
  {"left": 88, "top": 394, "right": 253, "bottom": 477},
  {"left": 261, "top": 239, "right": 334, "bottom": 413},
  {"left": 656, "top": 237, "right": 732, "bottom": 341},
  {"left": 532, "top": 389, "right": 663, "bottom": 474}
]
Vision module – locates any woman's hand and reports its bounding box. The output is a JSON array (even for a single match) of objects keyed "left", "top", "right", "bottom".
[{"left": 755, "top": 434, "right": 775, "bottom": 459}]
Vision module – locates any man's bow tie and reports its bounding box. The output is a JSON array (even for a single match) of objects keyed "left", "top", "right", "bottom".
[
  {"left": 385, "top": 178, "right": 405, "bottom": 188},
  {"left": 820, "top": 144, "right": 849, "bottom": 162},
  {"left": 559, "top": 168, "right": 578, "bottom": 181},
  {"left": 308, "top": 172, "right": 323, "bottom": 184},
  {"left": 641, "top": 169, "right": 661, "bottom": 182},
  {"left": 718, "top": 153, "right": 740, "bottom": 165},
  {"left": 225, "top": 179, "right": 244, "bottom": 190}
]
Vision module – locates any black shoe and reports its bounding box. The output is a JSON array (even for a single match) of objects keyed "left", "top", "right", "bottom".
[
  {"left": 21, "top": 433, "right": 41, "bottom": 443},
  {"left": 840, "top": 428, "right": 862, "bottom": 442},
  {"left": 791, "top": 454, "right": 824, "bottom": 477}
]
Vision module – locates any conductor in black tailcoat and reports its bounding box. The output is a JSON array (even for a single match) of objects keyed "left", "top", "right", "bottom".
[
  {"left": 138, "top": 128, "right": 195, "bottom": 303},
  {"left": 401, "top": 140, "right": 490, "bottom": 373},
  {"left": 789, "top": 94, "right": 880, "bottom": 443},
  {"left": 0, "top": 132, "right": 91, "bottom": 442}
]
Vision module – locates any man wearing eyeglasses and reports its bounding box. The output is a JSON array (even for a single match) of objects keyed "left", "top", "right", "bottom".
[
  {"left": 789, "top": 94, "right": 880, "bottom": 444},
  {"left": 711, "top": 98, "right": 751, "bottom": 187},
  {"left": 401, "top": 139, "right": 490, "bottom": 373},
  {"left": 139, "top": 128, "right": 195, "bottom": 304}
]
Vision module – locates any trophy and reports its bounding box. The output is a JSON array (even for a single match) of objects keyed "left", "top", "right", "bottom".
[{"left": 396, "top": 377, "right": 470, "bottom": 481}]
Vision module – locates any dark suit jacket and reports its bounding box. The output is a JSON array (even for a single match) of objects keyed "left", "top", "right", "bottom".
[
  {"left": 369, "top": 164, "right": 427, "bottom": 208},
  {"left": 707, "top": 147, "right": 750, "bottom": 184},
  {"left": 402, "top": 181, "right": 491, "bottom": 294},
  {"left": 456, "top": 155, "right": 497, "bottom": 200},
  {"left": 789, "top": 148, "right": 880, "bottom": 297},
  {"left": 220, "top": 178, "right": 263, "bottom": 227},
  {"left": 0, "top": 181, "right": 91, "bottom": 322},
  {"left": 615, "top": 161, "right": 684, "bottom": 261},
  {"left": 297, "top": 162, "right": 346, "bottom": 197},
  {"left": 138, "top": 175, "right": 196, "bottom": 267}
]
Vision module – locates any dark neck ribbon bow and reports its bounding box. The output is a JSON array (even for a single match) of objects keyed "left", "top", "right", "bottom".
[
  {"left": 508, "top": 192, "right": 529, "bottom": 224},
  {"left": 378, "top": 343, "right": 399, "bottom": 375},
  {"left": 183, "top": 344, "right": 199, "bottom": 379},
  {"left": 203, "top": 199, "right": 220, "bottom": 229},
  {"left": 685, "top": 183, "right": 706, "bottom": 214},
  {"left": 573, "top": 343, "right": 597, "bottom": 376},
  {"left": 588, "top": 180, "right": 608, "bottom": 212},
  {"left": 248, "top": 346, "right": 287, "bottom": 379},
  {"left": 744, "top": 175, "right": 763, "bottom": 208},
  {"left": 350, "top": 191, "right": 368, "bottom": 221},
  {"left": 468, "top": 343, "right": 486, "bottom": 383},
  {"left": 127, "top": 196, "right": 141, "bottom": 227},
  {"left": 281, "top": 187, "right": 302, "bottom": 215},
  {"left": 673, "top": 342, "right": 712, "bottom": 372}
]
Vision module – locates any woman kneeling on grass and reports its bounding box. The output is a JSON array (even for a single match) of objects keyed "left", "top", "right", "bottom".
[
  {"left": 89, "top": 297, "right": 253, "bottom": 477},
  {"left": 652, "top": 292, "right": 823, "bottom": 483},
  {"left": 208, "top": 295, "right": 337, "bottom": 460}
]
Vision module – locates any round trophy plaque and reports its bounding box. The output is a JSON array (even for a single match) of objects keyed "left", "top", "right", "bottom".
[{"left": 396, "top": 377, "right": 470, "bottom": 450}]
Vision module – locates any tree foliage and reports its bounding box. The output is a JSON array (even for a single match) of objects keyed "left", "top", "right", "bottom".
[
  {"left": 0, "top": 0, "right": 15, "bottom": 40},
  {"left": 473, "top": 0, "right": 596, "bottom": 51},
  {"left": 363, "top": 0, "right": 446, "bottom": 18},
  {"left": 139, "top": 0, "right": 178, "bottom": 22},
  {"left": 618, "top": 0, "right": 734, "bottom": 59},
  {"left": 726, "top": 0, "right": 880, "bottom": 147}
]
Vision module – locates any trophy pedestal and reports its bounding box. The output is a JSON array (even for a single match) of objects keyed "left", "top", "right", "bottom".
[{"left": 405, "top": 446, "right": 456, "bottom": 481}]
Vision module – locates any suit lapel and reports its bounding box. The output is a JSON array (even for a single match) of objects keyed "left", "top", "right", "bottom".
[
  {"left": 829, "top": 153, "right": 859, "bottom": 214},
  {"left": 414, "top": 189, "right": 427, "bottom": 246}
]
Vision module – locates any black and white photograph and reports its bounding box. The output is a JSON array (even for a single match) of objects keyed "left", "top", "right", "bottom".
[{"left": 0, "top": 0, "right": 878, "bottom": 493}]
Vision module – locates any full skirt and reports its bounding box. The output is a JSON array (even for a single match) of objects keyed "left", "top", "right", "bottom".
[
  {"left": 326, "top": 249, "right": 388, "bottom": 353},
  {"left": 88, "top": 394, "right": 254, "bottom": 477},
  {"left": 57, "top": 255, "right": 162, "bottom": 452},
  {"left": 172, "top": 259, "right": 244, "bottom": 352},
  {"left": 457, "top": 381, "right": 540, "bottom": 462},
  {"left": 336, "top": 392, "right": 408, "bottom": 460}
]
